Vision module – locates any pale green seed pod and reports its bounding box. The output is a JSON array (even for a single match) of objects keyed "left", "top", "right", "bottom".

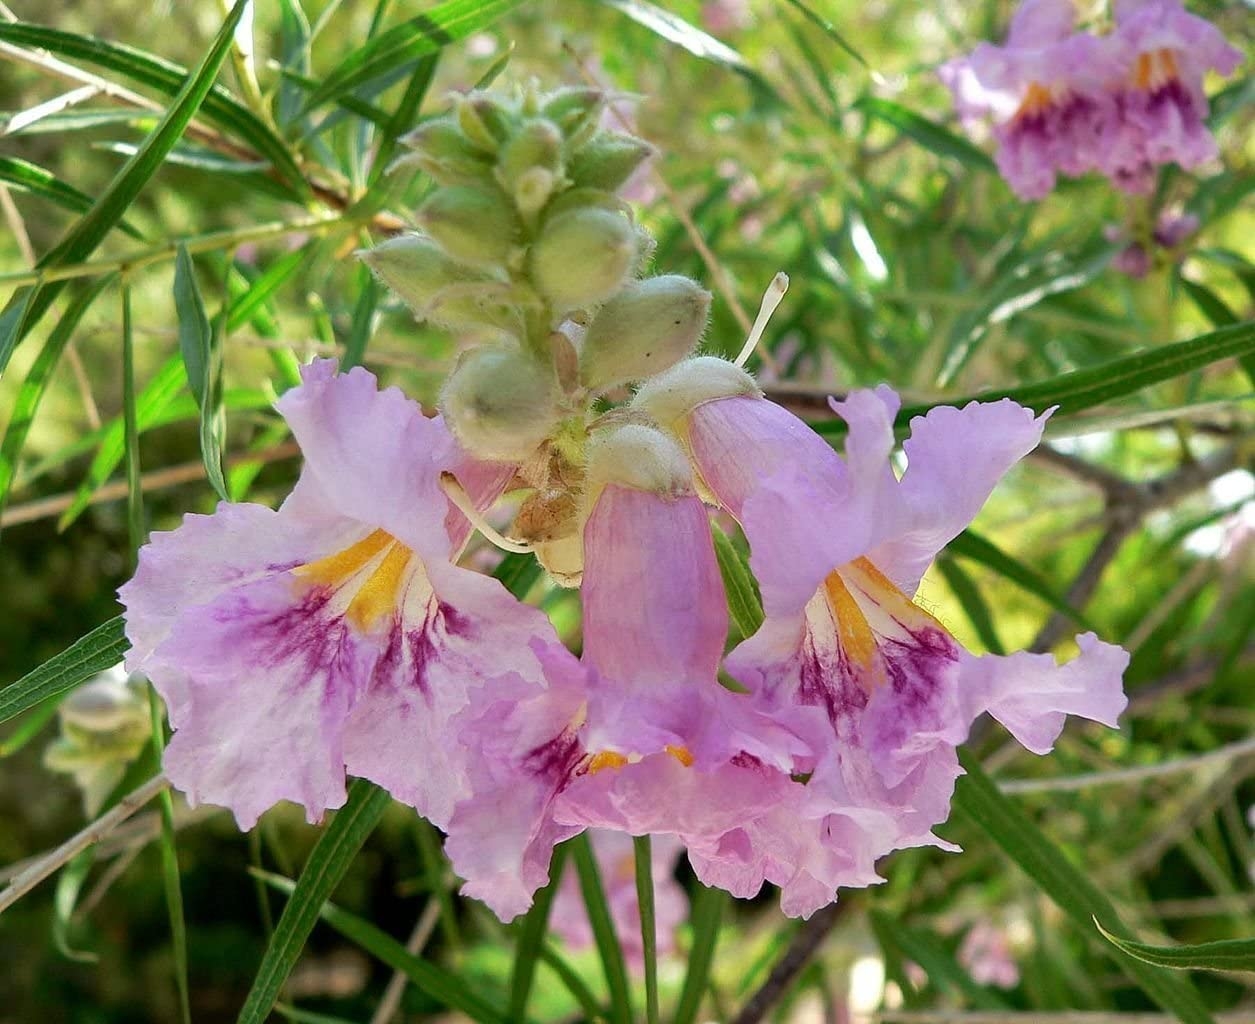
[
  {"left": 569, "top": 134, "right": 656, "bottom": 192},
  {"left": 579, "top": 275, "right": 711, "bottom": 391},
  {"left": 357, "top": 234, "right": 518, "bottom": 333},
  {"left": 530, "top": 208, "right": 637, "bottom": 315},
  {"left": 496, "top": 119, "right": 564, "bottom": 214},
  {"left": 439, "top": 345, "right": 562, "bottom": 461},
  {"left": 417, "top": 186, "right": 519, "bottom": 270},
  {"left": 394, "top": 118, "right": 494, "bottom": 185}
]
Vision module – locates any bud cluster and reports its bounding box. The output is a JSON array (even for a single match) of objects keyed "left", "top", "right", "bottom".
[{"left": 360, "top": 81, "right": 717, "bottom": 583}]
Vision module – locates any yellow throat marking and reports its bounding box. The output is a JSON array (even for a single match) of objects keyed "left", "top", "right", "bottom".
[{"left": 293, "top": 528, "right": 413, "bottom": 630}]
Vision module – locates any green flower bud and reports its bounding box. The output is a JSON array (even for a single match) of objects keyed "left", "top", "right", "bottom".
[
  {"left": 417, "top": 186, "right": 519, "bottom": 270},
  {"left": 569, "top": 133, "right": 656, "bottom": 192},
  {"left": 439, "top": 345, "right": 562, "bottom": 461},
  {"left": 579, "top": 275, "right": 711, "bottom": 391},
  {"left": 496, "top": 119, "right": 564, "bottom": 214},
  {"left": 530, "top": 208, "right": 637, "bottom": 315},
  {"left": 586, "top": 423, "right": 693, "bottom": 501},
  {"left": 456, "top": 92, "right": 514, "bottom": 153},
  {"left": 357, "top": 234, "right": 520, "bottom": 334},
  {"left": 394, "top": 118, "right": 494, "bottom": 185},
  {"left": 541, "top": 86, "right": 605, "bottom": 145}
]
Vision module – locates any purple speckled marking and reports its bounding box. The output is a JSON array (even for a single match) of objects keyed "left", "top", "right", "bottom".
[{"left": 524, "top": 724, "right": 584, "bottom": 785}]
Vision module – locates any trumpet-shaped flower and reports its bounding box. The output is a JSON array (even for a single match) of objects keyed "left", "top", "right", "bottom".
[
  {"left": 1099, "top": 0, "right": 1242, "bottom": 192},
  {"left": 120, "top": 360, "right": 565, "bottom": 830}
]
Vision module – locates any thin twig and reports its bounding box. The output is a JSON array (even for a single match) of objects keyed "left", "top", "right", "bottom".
[
  {"left": 368, "top": 899, "right": 443, "bottom": 1024},
  {"left": 731, "top": 902, "right": 845, "bottom": 1024},
  {"left": 1, "top": 441, "right": 300, "bottom": 528},
  {"left": 997, "top": 735, "right": 1255, "bottom": 794},
  {"left": 0, "top": 773, "right": 170, "bottom": 915}
]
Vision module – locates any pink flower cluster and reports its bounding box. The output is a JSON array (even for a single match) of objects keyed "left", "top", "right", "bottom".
[
  {"left": 941, "top": 0, "right": 1241, "bottom": 199},
  {"left": 120, "top": 357, "right": 1127, "bottom": 921}
]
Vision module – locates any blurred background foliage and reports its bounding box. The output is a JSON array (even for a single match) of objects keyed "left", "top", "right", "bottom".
[{"left": 0, "top": 0, "right": 1251, "bottom": 1021}]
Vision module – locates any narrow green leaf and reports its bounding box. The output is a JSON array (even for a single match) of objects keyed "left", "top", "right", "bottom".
[
  {"left": 870, "top": 910, "right": 1010, "bottom": 1009},
  {"left": 0, "top": 20, "right": 306, "bottom": 197},
  {"left": 0, "top": 0, "right": 259, "bottom": 376},
  {"left": 0, "top": 695, "right": 64, "bottom": 757},
  {"left": 509, "top": 843, "right": 567, "bottom": 1021},
  {"left": 1096, "top": 922, "right": 1255, "bottom": 974},
  {"left": 1178, "top": 275, "right": 1254, "bottom": 387},
  {"left": 225, "top": 248, "right": 309, "bottom": 333},
  {"left": 780, "top": 0, "right": 868, "bottom": 69},
  {"left": 254, "top": 870, "right": 508, "bottom": 1024},
  {"left": 674, "top": 883, "right": 726, "bottom": 1024},
  {"left": 634, "top": 835, "right": 661, "bottom": 1024},
  {"left": 492, "top": 550, "right": 543, "bottom": 599},
  {"left": 52, "top": 851, "right": 98, "bottom": 963},
  {"left": 58, "top": 355, "right": 189, "bottom": 531},
  {"left": 0, "top": 276, "right": 112, "bottom": 534},
  {"left": 947, "top": 531, "right": 1093, "bottom": 630},
  {"left": 369, "top": 54, "right": 439, "bottom": 185},
  {"left": 236, "top": 780, "right": 393, "bottom": 1024},
  {"left": 537, "top": 942, "right": 606, "bottom": 1019},
  {"left": 601, "top": 0, "right": 780, "bottom": 103},
  {"left": 342, "top": 268, "right": 379, "bottom": 372},
  {"left": 812, "top": 321, "right": 1255, "bottom": 438},
  {"left": 121, "top": 281, "right": 145, "bottom": 556},
  {"left": 953, "top": 751, "right": 1218, "bottom": 1024},
  {"left": 855, "top": 96, "right": 995, "bottom": 172},
  {"left": 936, "top": 556, "right": 1005, "bottom": 656},
  {"left": 712, "top": 527, "right": 764, "bottom": 643},
  {"left": 301, "top": 0, "right": 525, "bottom": 114},
  {"left": 173, "top": 246, "right": 229, "bottom": 500},
  {"left": 0, "top": 617, "right": 129, "bottom": 725},
  {"left": 572, "top": 832, "right": 632, "bottom": 1024},
  {"left": 0, "top": 157, "right": 143, "bottom": 238}
]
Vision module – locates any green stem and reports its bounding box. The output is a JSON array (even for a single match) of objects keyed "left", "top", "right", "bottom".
[{"left": 634, "top": 834, "right": 660, "bottom": 1024}]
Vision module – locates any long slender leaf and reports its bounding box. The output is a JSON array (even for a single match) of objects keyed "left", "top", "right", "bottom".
[
  {"left": 0, "top": 157, "right": 143, "bottom": 238},
  {"left": 953, "top": 751, "right": 1218, "bottom": 1024},
  {"left": 673, "top": 883, "right": 726, "bottom": 1024},
  {"left": 236, "top": 780, "right": 393, "bottom": 1024},
  {"left": 572, "top": 833, "right": 632, "bottom": 1024},
  {"left": 0, "top": 276, "right": 113, "bottom": 532},
  {"left": 300, "top": 0, "right": 526, "bottom": 113},
  {"left": 856, "top": 96, "right": 995, "bottom": 172},
  {"left": 0, "top": 617, "right": 129, "bottom": 725},
  {"left": 812, "top": 321, "right": 1255, "bottom": 438},
  {"left": 254, "top": 870, "right": 508, "bottom": 1023},
  {"left": 1096, "top": 922, "right": 1255, "bottom": 973},
  {"left": 0, "top": 20, "right": 306, "bottom": 197},
  {"left": 712, "top": 527, "right": 764, "bottom": 643},
  {"left": 634, "top": 835, "right": 661, "bottom": 1024},
  {"left": 0, "top": 1, "right": 259, "bottom": 377},
  {"left": 936, "top": 556, "right": 1006, "bottom": 656},
  {"left": 174, "top": 246, "right": 228, "bottom": 500},
  {"left": 870, "top": 910, "right": 1010, "bottom": 1009},
  {"left": 509, "top": 843, "right": 567, "bottom": 1021}
]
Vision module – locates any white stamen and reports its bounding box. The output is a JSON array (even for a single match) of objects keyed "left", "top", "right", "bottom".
[
  {"left": 439, "top": 472, "right": 534, "bottom": 554},
  {"left": 734, "top": 271, "right": 789, "bottom": 368}
]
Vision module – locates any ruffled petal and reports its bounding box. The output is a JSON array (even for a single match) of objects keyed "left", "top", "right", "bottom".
[
  {"left": 869, "top": 399, "right": 1050, "bottom": 594},
  {"left": 275, "top": 359, "right": 455, "bottom": 558},
  {"left": 956, "top": 632, "right": 1129, "bottom": 754}
]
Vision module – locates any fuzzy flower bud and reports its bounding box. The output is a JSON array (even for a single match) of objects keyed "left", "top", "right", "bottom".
[
  {"left": 417, "top": 186, "right": 519, "bottom": 270},
  {"left": 357, "top": 234, "right": 517, "bottom": 333},
  {"left": 439, "top": 345, "right": 562, "bottom": 461},
  {"left": 394, "top": 118, "right": 494, "bottom": 185},
  {"left": 496, "top": 119, "right": 565, "bottom": 215},
  {"left": 579, "top": 275, "right": 711, "bottom": 391},
  {"left": 541, "top": 86, "right": 606, "bottom": 145},
  {"left": 586, "top": 423, "right": 693, "bottom": 501},
  {"left": 631, "top": 355, "right": 761, "bottom": 429},
  {"left": 530, "top": 208, "right": 637, "bottom": 315},
  {"left": 457, "top": 92, "right": 514, "bottom": 153},
  {"left": 569, "top": 134, "right": 656, "bottom": 192}
]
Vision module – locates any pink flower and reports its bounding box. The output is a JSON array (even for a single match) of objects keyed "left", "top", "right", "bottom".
[
  {"left": 550, "top": 830, "right": 688, "bottom": 968},
  {"left": 119, "top": 360, "right": 562, "bottom": 831},
  {"left": 958, "top": 920, "right": 1021, "bottom": 989},
  {"left": 1100, "top": 0, "right": 1241, "bottom": 192},
  {"left": 634, "top": 358, "right": 1129, "bottom": 916},
  {"left": 445, "top": 425, "right": 809, "bottom": 919},
  {"left": 939, "top": 0, "right": 1110, "bottom": 199}
]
